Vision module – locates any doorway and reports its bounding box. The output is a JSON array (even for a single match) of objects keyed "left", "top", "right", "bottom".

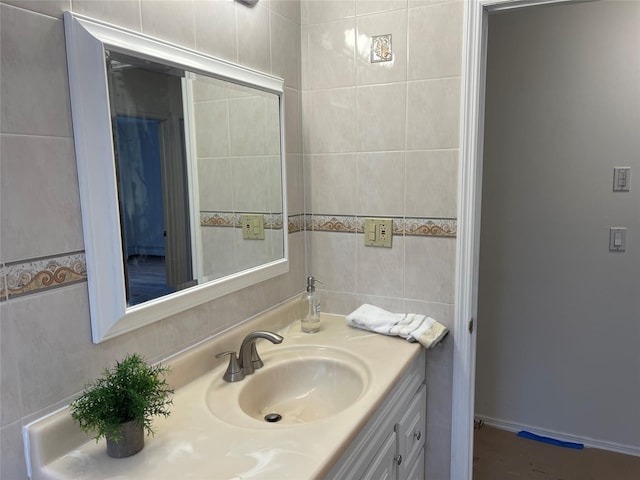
[{"left": 453, "top": 0, "right": 640, "bottom": 478}]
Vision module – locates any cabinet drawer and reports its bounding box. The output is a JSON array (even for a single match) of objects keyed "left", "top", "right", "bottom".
[
  {"left": 397, "top": 384, "right": 426, "bottom": 477},
  {"left": 360, "top": 431, "right": 397, "bottom": 480}
]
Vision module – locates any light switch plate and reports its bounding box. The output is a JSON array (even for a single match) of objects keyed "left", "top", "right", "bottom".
[
  {"left": 609, "top": 227, "right": 626, "bottom": 252},
  {"left": 364, "top": 218, "right": 393, "bottom": 247},
  {"left": 613, "top": 167, "right": 631, "bottom": 192},
  {"left": 241, "top": 214, "right": 264, "bottom": 240}
]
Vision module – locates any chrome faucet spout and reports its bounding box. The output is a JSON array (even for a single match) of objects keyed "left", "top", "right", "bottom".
[{"left": 238, "top": 331, "right": 283, "bottom": 376}]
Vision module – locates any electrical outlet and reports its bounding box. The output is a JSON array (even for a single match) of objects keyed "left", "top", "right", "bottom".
[
  {"left": 364, "top": 218, "right": 393, "bottom": 248},
  {"left": 241, "top": 214, "right": 265, "bottom": 240}
]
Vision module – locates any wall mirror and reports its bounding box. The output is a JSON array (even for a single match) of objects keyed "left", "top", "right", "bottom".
[{"left": 64, "top": 12, "right": 288, "bottom": 343}]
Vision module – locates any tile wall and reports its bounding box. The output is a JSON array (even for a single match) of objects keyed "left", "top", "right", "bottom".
[
  {"left": 193, "top": 75, "right": 285, "bottom": 279},
  {"left": 0, "top": 1, "right": 303, "bottom": 478},
  {"left": 301, "top": 0, "right": 463, "bottom": 478}
]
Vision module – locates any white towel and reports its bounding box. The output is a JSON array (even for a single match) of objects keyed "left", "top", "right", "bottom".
[{"left": 346, "top": 304, "right": 448, "bottom": 349}]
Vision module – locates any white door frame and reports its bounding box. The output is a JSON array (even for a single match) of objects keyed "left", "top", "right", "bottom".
[{"left": 451, "top": 1, "right": 574, "bottom": 478}]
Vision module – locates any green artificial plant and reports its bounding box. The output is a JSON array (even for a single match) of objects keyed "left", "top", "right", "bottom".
[{"left": 70, "top": 353, "right": 174, "bottom": 442}]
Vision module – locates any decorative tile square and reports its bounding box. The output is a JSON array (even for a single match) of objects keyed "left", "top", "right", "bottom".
[{"left": 371, "top": 34, "right": 392, "bottom": 63}]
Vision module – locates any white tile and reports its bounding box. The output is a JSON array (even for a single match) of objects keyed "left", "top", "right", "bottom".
[
  {"left": 356, "top": 0, "right": 408, "bottom": 16},
  {"left": 405, "top": 149, "right": 458, "bottom": 218},
  {"left": 201, "top": 227, "right": 237, "bottom": 280},
  {"left": 198, "top": 157, "right": 234, "bottom": 211},
  {"left": 308, "top": 153, "right": 357, "bottom": 215},
  {"left": 0, "top": 5, "right": 72, "bottom": 137},
  {"left": 231, "top": 156, "right": 281, "bottom": 212},
  {"left": 194, "top": 0, "right": 238, "bottom": 62},
  {"left": 99, "top": 322, "right": 161, "bottom": 370},
  {"left": 9, "top": 284, "right": 103, "bottom": 415},
  {"left": 284, "top": 87, "right": 303, "bottom": 154},
  {"left": 1, "top": 422, "right": 28, "bottom": 480},
  {"left": 193, "top": 75, "right": 230, "bottom": 102},
  {"left": 0, "top": 303, "right": 22, "bottom": 427},
  {"left": 404, "top": 236, "right": 456, "bottom": 303},
  {"left": 194, "top": 101, "right": 230, "bottom": 158},
  {"left": 237, "top": 1, "right": 271, "bottom": 73},
  {"left": 303, "top": 88, "right": 357, "bottom": 153},
  {"left": 301, "top": 0, "right": 355, "bottom": 25},
  {"left": 309, "top": 231, "right": 357, "bottom": 293},
  {"left": 408, "top": 1, "right": 464, "bottom": 80},
  {"left": 158, "top": 302, "right": 213, "bottom": 355},
  {"left": 228, "top": 96, "right": 278, "bottom": 156},
  {"left": 356, "top": 236, "right": 405, "bottom": 297},
  {"left": 140, "top": 0, "right": 196, "bottom": 49},
  {"left": 3, "top": 0, "right": 69, "bottom": 18},
  {"left": 72, "top": 0, "right": 142, "bottom": 30},
  {"left": 409, "top": 0, "right": 460, "bottom": 8},
  {"left": 357, "top": 151, "right": 405, "bottom": 216},
  {"left": 406, "top": 78, "right": 461, "bottom": 150},
  {"left": 271, "top": 0, "right": 301, "bottom": 24},
  {"left": 287, "top": 154, "right": 304, "bottom": 215},
  {"left": 271, "top": 11, "right": 301, "bottom": 89},
  {"left": 1, "top": 135, "right": 84, "bottom": 262},
  {"left": 356, "top": 9, "right": 407, "bottom": 86},
  {"left": 356, "top": 83, "right": 407, "bottom": 152},
  {"left": 304, "top": 19, "right": 356, "bottom": 90}
]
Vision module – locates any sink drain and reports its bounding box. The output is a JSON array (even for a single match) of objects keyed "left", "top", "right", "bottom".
[{"left": 264, "top": 413, "right": 282, "bottom": 423}]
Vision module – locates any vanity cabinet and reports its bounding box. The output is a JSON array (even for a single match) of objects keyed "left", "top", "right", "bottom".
[{"left": 326, "top": 351, "right": 426, "bottom": 480}]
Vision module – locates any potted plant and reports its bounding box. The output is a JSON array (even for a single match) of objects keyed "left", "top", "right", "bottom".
[{"left": 70, "top": 353, "right": 174, "bottom": 458}]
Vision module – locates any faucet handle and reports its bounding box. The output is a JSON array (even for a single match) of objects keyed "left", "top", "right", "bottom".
[
  {"left": 215, "top": 351, "right": 245, "bottom": 382},
  {"left": 250, "top": 342, "right": 264, "bottom": 370}
]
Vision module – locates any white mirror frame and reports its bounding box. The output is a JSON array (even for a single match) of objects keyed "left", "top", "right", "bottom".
[{"left": 64, "top": 12, "right": 288, "bottom": 343}]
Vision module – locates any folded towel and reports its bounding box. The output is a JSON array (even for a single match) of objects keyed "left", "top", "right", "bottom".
[{"left": 346, "top": 304, "right": 448, "bottom": 349}]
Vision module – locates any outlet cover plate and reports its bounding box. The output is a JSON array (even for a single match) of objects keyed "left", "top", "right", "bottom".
[
  {"left": 241, "top": 214, "right": 265, "bottom": 240},
  {"left": 364, "top": 218, "right": 393, "bottom": 247}
]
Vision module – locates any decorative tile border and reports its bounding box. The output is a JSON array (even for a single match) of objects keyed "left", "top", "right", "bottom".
[
  {"left": 3, "top": 252, "right": 87, "bottom": 299},
  {"left": 0, "top": 267, "right": 6, "bottom": 301},
  {"left": 309, "top": 214, "right": 456, "bottom": 237},
  {"left": 0, "top": 214, "right": 454, "bottom": 300},
  {"left": 288, "top": 214, "right": 305, "bottom": 234},
  {"left": 200, "top": 212, "right": 284, "bottom": 229},
  {"left": 309, "top": 215, "right": 358, "bottom": 232}
]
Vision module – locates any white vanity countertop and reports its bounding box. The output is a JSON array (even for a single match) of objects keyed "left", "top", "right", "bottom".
[{"left": 37, "top": 315, "right": 421, "bottom": 480}]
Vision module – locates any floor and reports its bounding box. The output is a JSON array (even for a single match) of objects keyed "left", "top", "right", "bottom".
[
  {"left": 126, "top": 255, "right": 175, "bottom": 305},
  {"left": 473, "top": 424, "right": 640, "bottom": 480}
]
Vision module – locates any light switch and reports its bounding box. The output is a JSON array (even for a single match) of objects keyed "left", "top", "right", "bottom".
[
  {"left": 613, "top": 167, "right": 631, "bottom": 192},
  {"left": 240, "top": 214, "right": 265, "bottom": 240},
  {"left": 609, "top": 227, "right": 626, "bottom": 252},
  {"left": 364, "top": 218, "right": 393, "bottom": 248}
]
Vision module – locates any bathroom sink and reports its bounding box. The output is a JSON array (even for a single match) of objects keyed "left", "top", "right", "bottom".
[{"left": 206, "top": 347, "right": 370, "bottom": 426}]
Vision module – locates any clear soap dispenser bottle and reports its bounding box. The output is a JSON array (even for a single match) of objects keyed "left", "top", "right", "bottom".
[{"left": 301, "top": 276, "right": 321, "bottom": 333}]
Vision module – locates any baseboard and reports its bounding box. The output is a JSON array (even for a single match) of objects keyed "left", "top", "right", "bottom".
[{"left": 475, "top": 414, "right": 640, "bottom": 458}]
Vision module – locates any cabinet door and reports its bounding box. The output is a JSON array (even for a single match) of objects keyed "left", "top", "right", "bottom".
[
  {"left": 360, "top": 431, "right": 398, "bottom": 480},
  {"left": 406, "top": 450, "right": 425, "bottom": 480},
  {"left": 397, "top": 385, "right": 426, "bottom": 479}
]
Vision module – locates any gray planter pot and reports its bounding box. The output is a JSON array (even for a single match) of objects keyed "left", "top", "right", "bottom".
[{"left": 106, "top": 421, "right": 144, "bottom": 458}]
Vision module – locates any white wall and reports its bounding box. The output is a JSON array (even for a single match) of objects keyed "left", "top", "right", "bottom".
[{"left": 475, "top": 0, "right": 640, "bottom": 451}]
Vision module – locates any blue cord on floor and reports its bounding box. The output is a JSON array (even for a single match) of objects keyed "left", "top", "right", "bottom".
[{"left": 517, "top": 431, "right": 584, "bottom": 449}]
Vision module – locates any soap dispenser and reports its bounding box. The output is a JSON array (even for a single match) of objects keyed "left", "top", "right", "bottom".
[{"left": 301, "top": 276, "right": 321, "bottom": 333}]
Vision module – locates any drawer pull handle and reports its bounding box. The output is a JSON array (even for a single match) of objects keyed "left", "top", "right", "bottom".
[
  {"left": 414, "top": 431, "right": 422, "bottom": 441},
  {"left": 394, "top": 454, "right": 402, "bottom": 466}
]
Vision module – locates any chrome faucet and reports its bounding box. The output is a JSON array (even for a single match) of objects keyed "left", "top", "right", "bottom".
[{"left": 216, "top": 331, "right": 284, "bottom": 382}]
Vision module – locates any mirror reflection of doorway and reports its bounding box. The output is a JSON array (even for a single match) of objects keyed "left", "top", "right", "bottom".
[
  {"left": 107, "top": 49, "right": 195, "bottom": 307},
  {"left": 115, "top": 116, "right": 172, "bottom": 305}
]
